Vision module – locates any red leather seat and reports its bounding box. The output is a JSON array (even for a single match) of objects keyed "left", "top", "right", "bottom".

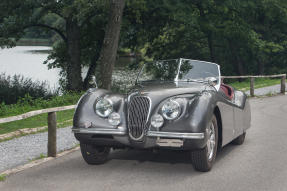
[{"left": 220, "top": 84, "right": 234, "bottom": 100}]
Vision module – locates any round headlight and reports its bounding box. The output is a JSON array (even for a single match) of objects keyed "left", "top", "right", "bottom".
[
  {"left": 161, "top": 99, "right": 181, "bottom": 120},
  {"left": 108, "top": 112, "right": 121, "bottom": 126},
  {"left": 94, "top": 98, "right": 113, "bottom": 117},
  {"left": 151, "top": 114, "right": 164, "bottom": 128}
]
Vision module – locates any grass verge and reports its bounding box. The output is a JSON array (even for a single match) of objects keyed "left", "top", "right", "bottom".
[
  {"left": 0, "top": 174, "right": 6, "bottom": 181},
  {"left": 29, "top": 154, "right": 46, "bottom": 162},
  {"left": 228, "top": 78, "right": 286, "bottom": 91},
  {"left": 0, "top": 109, "right": 74, "bottom": 135},
  {"left": 0, "top": 120, "right": 73, "bottom": 143},
  {"left": 0, "top": 92, "right": 82, "bottom": 118}
]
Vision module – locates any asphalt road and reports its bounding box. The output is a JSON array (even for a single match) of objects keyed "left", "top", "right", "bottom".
[{"left": 1, "top": 95, "right": 287, "bottom": 191}]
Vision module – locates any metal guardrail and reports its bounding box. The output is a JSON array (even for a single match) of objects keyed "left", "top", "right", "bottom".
[
  {"left": 222, "top": 74, "right": 286, "bottom": 97},
  {"left": 0, "top": 73, "right": 285, "bottom": 156},
  {"left": 0, "top": 105, "right": 76, "bottom": 157}
]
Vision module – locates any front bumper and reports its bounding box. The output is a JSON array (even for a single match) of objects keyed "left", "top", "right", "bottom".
[
  {"left": 72, "top": 127, "right": 204, "bottom": 139},
  {"left": 72, "top": 126, "right": 206, "bottom": 150},
  {"left": 72, "top": 127, "right": 126, "bottom": 135},
  {"left": 147, "top": 131, "right": 204, "bottom": 139}
]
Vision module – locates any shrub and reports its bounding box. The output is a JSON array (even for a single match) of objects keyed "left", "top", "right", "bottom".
[
  {"left": 0, "top": 92, "right": 83, "bottom": 117},
  {"left": 111, "top": 68, "right": 139, "bottom": 93},
  {"left": 0, "top": 73, "right": 54, "bottom": 104}
]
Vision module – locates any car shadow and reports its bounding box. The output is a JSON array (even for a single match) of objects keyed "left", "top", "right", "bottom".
[{"left": 109, "top": 142, "right": 239, "bottom": 166}]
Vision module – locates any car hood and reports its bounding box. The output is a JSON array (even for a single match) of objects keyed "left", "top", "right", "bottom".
[{"left": 129, "top": 82, "right": 214, "bottom": 99}]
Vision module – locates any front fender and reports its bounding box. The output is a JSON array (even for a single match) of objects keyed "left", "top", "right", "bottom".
[
  {"left": 160, "top": 91, "right": 217, "bottom": 134},
  {"left": 73, "top": 88, "right": 126, "bottom": 130}
]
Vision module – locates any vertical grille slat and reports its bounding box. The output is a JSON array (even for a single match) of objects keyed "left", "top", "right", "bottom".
[{"left": 128, "top": 96, "right": 150, "bottom": 140}]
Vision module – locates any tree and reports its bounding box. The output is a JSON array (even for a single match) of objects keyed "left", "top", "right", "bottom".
[
  {"left": 2, "top": 0, "right": 287, "bottom": 91},
  {"left": 98, "top": 0, "right": 125, "bottom": 90},
  {"left": 0, "top": 0, "right": 107, "bottom": 91},
  {"left": 122, "top": 0, "right": 287, "bottom": 76}
]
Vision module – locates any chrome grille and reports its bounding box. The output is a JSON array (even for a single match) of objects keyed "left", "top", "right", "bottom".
[{"left": 128, "top": 96, "right": 150, "bottom": 140}]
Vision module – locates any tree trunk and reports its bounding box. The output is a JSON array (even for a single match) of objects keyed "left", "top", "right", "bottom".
[
  {"left": 66, "top": 19, "right": 83, "bottom": 91},
  {"left": 98, "top": 0, "right": 125, "bottom": 90},
  {"left": 228, "top": 40, "right": 245, "bottom": 76},
  {"left": 207, "top": 33, "right": 216, "bottom": 62},
  {"left": 236, "top": 57, "right": 245, "bottom": 76},
  {"left": 257, "top": 60, "right": 265, "bottom": 75}
]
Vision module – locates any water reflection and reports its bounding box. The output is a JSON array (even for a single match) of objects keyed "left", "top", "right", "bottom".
[
  {"left": 0, "top": 46, "right": 60, "bottom": 89},
  {"left": 0, "top": 46, "right": 137, "bottom": 91}
]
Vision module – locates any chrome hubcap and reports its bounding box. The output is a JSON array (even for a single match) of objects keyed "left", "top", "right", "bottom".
[{"left": 206, "top": 123, "right": 216, "bottom": 161}]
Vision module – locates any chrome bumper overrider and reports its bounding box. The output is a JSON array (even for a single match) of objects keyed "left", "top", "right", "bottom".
[{"left": 147, "top": 131, "right": 205, "bottom": 139}]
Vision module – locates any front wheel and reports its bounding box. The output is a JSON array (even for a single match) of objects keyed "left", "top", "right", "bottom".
[
  {"left": 191, "top": 115, "right": 218, "bottom": 172},
  {"left": 80, "top": 143, "right": 111, "bottom": 165}
]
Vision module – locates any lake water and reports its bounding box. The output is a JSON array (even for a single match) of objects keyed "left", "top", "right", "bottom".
[
  {"left": 0, "top": 46, "right": 136, "bottom": 91},
  {"left": 0, "top": 46, "right": 60, "bottom": 89}
]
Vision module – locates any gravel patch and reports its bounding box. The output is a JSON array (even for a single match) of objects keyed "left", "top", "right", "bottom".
[
  {"left": 245, "top": 83, "right": 287, "bottom": 96},
  {"left": 0, "top": 127, "right": 78, "bottom": 172}
]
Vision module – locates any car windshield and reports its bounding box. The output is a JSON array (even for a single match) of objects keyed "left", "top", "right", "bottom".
[{"left": 137, "top": 59, "right": 220, "bottom": 88}]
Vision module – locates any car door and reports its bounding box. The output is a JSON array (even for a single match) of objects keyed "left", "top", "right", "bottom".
[
  {"left": 217, "top": 99, "right": 235, "bottom": 146},
  {"left": 232, "top": 90, "right": 247, "bottom": 137}
]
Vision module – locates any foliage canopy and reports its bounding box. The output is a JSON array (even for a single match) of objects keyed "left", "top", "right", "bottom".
[{"left": 1, "top": 0, "right": 287, "bottom": 91}]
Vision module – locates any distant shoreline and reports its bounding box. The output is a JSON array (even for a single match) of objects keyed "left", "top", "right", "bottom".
[{"left": 16, "top": 38, "right": 53, "bottom": 46}]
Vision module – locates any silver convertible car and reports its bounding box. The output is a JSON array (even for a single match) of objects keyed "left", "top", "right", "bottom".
[{"left": 72, "top": 58, "right": 251, "bottom": 172}]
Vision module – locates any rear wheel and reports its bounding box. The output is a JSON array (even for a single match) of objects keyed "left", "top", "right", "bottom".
[
  {"left": 80, "top": 143, "right": 110, "bottom": 165},
  {"left": 232, "top": 132, "right": 246, "bottom": 145},
  {"left": 191, "top": 115, "right": 218, "bottom": 172}
]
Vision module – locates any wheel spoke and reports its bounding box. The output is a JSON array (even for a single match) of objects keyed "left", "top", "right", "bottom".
[{"left": 206, "top": 122, "right": 216, "bottom": 161}]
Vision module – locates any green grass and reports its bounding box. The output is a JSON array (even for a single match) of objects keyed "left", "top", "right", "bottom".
[
  {"left": 0, "top": 109, "right": 74, "bottom": 135},
  {"left": 0, "top": 174, "right": 6, "bottom": 181},
  {"left": 29, "top": 153, "right": 47, "bottom": 162},
  {"left": 0, "top": 92, "right": 82, "bottom": 118},
  {"left": 228, "top": 78, "right": 286, "bottom": 91},
  {"left": 0, "top": 92, "right": 82, "bottom": 136}
]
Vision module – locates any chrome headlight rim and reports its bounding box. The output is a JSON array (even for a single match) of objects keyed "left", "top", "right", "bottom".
[
  {"left": 94, "top": 97, "right": 113, "bottom": 118},
  {"left": 161, "top": 99, "right": 181, "bottom": 120}
]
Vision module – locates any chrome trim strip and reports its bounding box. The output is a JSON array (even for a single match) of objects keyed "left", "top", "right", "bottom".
[
  {"left": 145, "top": 96, "right": 152, "bottom": 123},
  {"left": 147, "top": 131, "right": 204, "bottom": 139},
  {"left": 174, "top": 58, "right": 182, "bottom": 82},
  {"left": 72, "top": 128, "right": 126, "bottom": 135},
  {"left": 127, "top": 92, "right": 138, "bottom": 103},
  {"left": 128, "top": 131, "right": 145, "bottom": 141}
]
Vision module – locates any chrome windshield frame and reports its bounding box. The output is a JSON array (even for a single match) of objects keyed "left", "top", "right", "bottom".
[{"left": 136, "top": 58, "right": 221, "bottom": 91}]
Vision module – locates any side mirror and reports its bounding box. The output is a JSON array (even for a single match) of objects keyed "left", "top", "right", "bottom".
[
  {"left": 89, "top": 75, "right": 98, "bottom": 88},
  {"left": 206, "top": 77, "right": 217, "bottom": 86}
]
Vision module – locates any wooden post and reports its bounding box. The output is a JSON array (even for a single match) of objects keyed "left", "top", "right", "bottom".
[
  {"left": 48, "top": 112, "right": 57, "bottom": 157},
  {"left": 281, "top": 75, "right": 286, "bottom": 94},
  {"left": 250, "top": 77, "right": 255, "bottom": 97}
]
